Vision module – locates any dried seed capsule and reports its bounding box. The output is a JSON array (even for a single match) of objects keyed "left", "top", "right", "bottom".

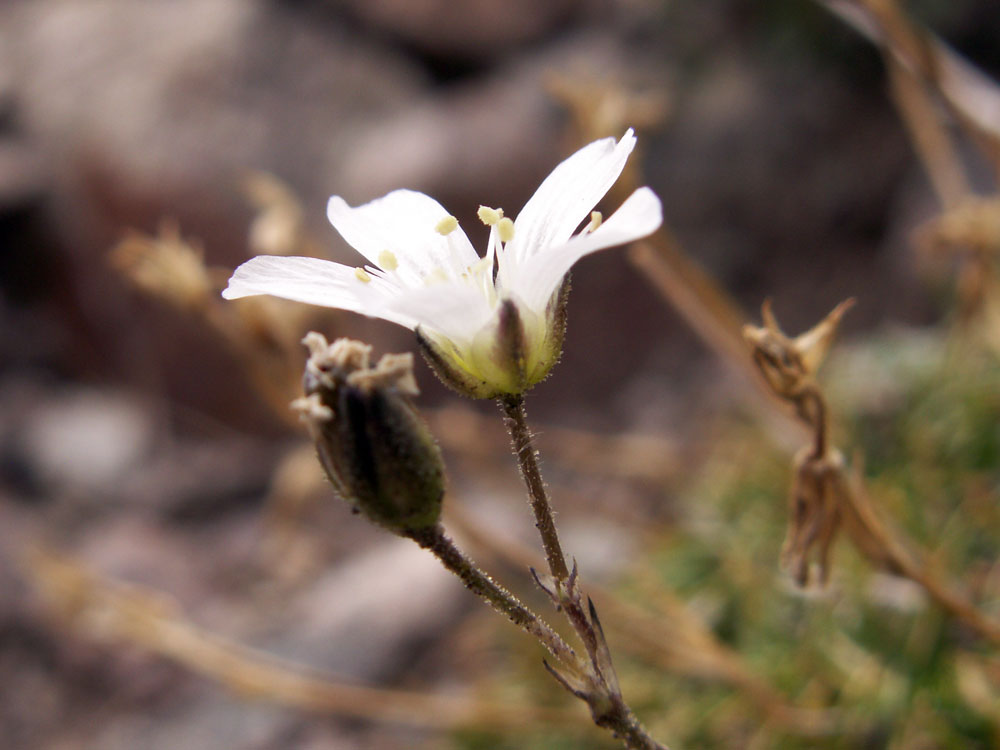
[{"left": 293, "top": 333, "right": 445, "bottom": 534}]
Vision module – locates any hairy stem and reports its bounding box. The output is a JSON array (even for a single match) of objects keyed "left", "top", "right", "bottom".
[
  {"left": 498, "top": 395, "right": 670, "bottom": 750},
  {"left": 405, "top": 524, "right": 577, "bottom": 667},
  {"left": 499, "top": 394, "right": 570, "bottom": 582},
  {"left": 600, "top": 710, "right": 670, "bottom": 750}
]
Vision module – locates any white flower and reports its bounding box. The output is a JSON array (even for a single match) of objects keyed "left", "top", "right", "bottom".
[{"left": 223, "top": 129, "right": 662, "bottom": 397}]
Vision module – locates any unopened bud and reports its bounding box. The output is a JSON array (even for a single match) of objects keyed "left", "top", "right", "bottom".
[{"left": 293, "top": 334, "right": 445, "bottom": 533}]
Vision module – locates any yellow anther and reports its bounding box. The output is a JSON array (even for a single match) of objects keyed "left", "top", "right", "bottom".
[
  {"left": 477, "top": 206, "right": 503, "bottom": 226},
  {"left": 435, "top": 215, "right": 459, "bottom": 235},
  {"left": 497, "top": 217, "right": 515, "bottom": 243},
  {"left": 586, "top": 211, "right": 602, "bottom": 233},
  {"left": 354, "top": 267, "right": 372, "bottom": 283},
  {"left": 378, "top": 249, "right": 399, "bottom": 271}
]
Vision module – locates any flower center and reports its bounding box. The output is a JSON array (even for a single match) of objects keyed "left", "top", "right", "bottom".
[{"left": 354, "top": 206, "right": 524, "bottom": 313}]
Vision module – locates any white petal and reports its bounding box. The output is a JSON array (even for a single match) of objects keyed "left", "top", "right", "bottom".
[
  {"left": 509, "top": 187, "right": 662, "bottom": 311},
  {"left": 506, "top": 129, "right": 636, "bottom": 265},
  {"left": 222, "top": 255, "right": 419, "bottom": 329},
  {"left": 327, "top": 189, "right": 479, "bottom": 285},
  {"left": 384, "top": 283, "right": 495, "bottom": 346}
]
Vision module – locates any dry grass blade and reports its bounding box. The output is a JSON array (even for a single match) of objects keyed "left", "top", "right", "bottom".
[
  {"left": 630, "top": 240, "right": 809, "bottom": 451},
  {"left": 886, "top": 56, "right": 970, "bottom": 209},
  {"left": 108, "top": 223, "right": 309, "bottom": 424},
  {"left": 628, "top": 236, "right": 754, "bottom": 387},
  {"left": 820, "top": 0, "right": 1000, "bottom": 179},
  {"left": 839, "top": 468, "right": 1000, "bottom": 645},
  {"left": 22, "top": 544, "right": 583, "bottom": 731}
]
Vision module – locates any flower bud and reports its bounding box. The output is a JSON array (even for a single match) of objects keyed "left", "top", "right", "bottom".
[{"left": 293, "top": 333, "right": 445, "bottom": 533}]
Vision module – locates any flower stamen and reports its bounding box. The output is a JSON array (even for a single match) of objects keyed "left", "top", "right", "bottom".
[
  {"left": 378, "top": 249, "right": 399, "bottom": 271},
  {"left": 435, "top": 215, "right": 459, "bottom": 235},
  {"left": 497, "top": 217, "right": 515, "bottom": 243},
  {"left": 478, "top": 206, "right": 503, "bottom": 226},
  {"left": 585, "top": 211, "right": 602, "bottom": 233},
  {"left": 354, "top": 267, "right": 372, "bottom": 283}
]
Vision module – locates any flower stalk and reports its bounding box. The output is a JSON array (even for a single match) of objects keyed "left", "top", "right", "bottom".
[
  {"left": 500, "top": 394, "right": 668, "bottom": 750},
  {"left": 295, "top": 335, "right": 668, "bottom": 747},
  {"left": 242, "top": 125, "right": 671, "bottom": 747},
  {"left": 499, "top": 394, "right": 570, "bottom": 583},
  {"left": 411, "top": 505, "right": 667, "bottom": 748},
  {"left": 403, "top": 524, "right": 578, "bottom": 669}
]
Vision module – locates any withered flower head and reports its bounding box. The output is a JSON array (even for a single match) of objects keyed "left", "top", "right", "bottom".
[
  {"left": 782, "top": 447, "right": 847, "bottom": 587},
  {"left": 109, "top": 221, "right": 213, "bottom": 311},
  {"left": 292, "top": 333, "right": 444, "bottom": 534},
  {"left": 746, "top": 300, "right": 857, "bottom": 587},
  {"left": 743, "top": 298, "right": 855, "bottom": 400}
]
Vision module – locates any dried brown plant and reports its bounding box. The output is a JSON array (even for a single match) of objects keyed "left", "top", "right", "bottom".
[{"left": 745, "top": 300, "right": 1000, "bottom": 644}]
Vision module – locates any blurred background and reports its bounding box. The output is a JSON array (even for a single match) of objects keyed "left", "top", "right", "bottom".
[{"left": 2, "top": 0, "right": 1000, "bottom": 748}]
